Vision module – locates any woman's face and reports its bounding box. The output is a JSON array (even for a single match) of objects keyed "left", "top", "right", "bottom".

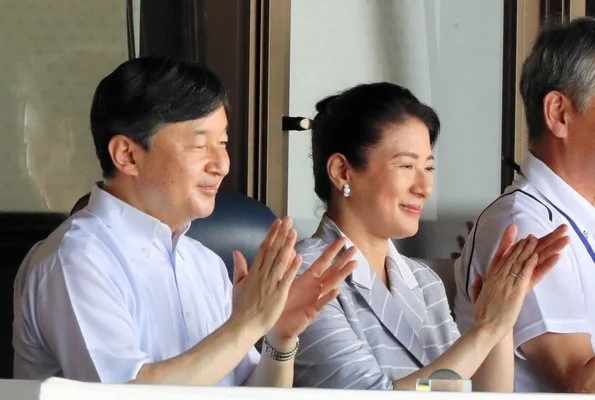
[{"left": 346, "top": 118, "right": 434, "bottom": 239}]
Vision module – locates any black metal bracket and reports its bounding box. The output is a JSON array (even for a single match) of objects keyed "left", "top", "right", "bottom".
[{"left": 282, "top": 116, "right": 312, "bottom": 132}]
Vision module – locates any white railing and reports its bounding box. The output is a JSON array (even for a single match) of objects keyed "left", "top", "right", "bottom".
[{"left": 0, "top": 378, "right": 590, "bottom": 400}]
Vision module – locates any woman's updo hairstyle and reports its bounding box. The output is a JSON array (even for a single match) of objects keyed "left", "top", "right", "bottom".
[{"left": 311, "top": 82, "right": 440, "bottom": 205}]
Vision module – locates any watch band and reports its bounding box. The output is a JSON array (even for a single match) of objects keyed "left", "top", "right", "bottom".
[{"left": 262, "top": 336, "right": 299, "bottom": 362}]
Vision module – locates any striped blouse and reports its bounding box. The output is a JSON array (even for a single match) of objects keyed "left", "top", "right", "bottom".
[{"left": 294, "top": 216, "right": 460, "bottom": 389}]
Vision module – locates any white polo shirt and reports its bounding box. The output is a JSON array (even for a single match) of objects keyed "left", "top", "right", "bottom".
[
  {"left": 13, "top": 185, "right": 259, "bottom": 384},
  {"left": 453, "top": 152, "right": 595, "bottom": 392}
]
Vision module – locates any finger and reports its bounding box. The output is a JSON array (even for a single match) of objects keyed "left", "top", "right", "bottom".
[
  {"left": 319, "top": 259, "right": 357, "bottom": 293},
  {"left": 269, "top": 229, "right": 298, "bottom": 282},
  {"left": 536, "top": 235, "right": 570, "bottom": 262},
  {"left": 278, "top": 254, "right": 302, "bottom": 291},
  {"left": 259, "top": 217, "right": 293, "bottom": 276},
  {"left": 307, "top": 238, "right": 347, "bottom": 277},
  {"left": 530, "top": 253, "right": 562, "bottom": 287},
  {"left": 470, "top": 274, "right": 483, "bottom": 304},
  {"left": 252, "top": 218, "right": 282, "bottom": 271},
  {"left": 491, "top": 231, "right": 526, "bottom": 278},
  {"left": 511, "top": 235, "right": 538, "bottom": 272},
  {"left": 494, "top": 237, "right": 529, "bottom": 278},
  {"left": 232, "top": 251, "right": 248, "bottom": 285},
  {"left": 312, "top": 246, "right": 357, "bottom": 285},
  {"left": 534, "top": 224, "right": 569, "bottom": 254},
  {"left": 514, "top": 252, "right": 539, "bottom": 286},
  {"left": 315, "top": 288, "right": 340, "bottom": 311},
  {"left": 492, "top": 224, "right": 518, "bottom": 268}
]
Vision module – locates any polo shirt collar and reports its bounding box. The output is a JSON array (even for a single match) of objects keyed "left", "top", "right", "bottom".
[{"left": 522, "top": 152, "right": 595, "bottom": 236}]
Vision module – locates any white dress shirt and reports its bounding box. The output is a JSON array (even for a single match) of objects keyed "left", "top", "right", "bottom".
[
  {"left": 13, "top": 185, "right": 259, "bottom": 384},
  {"left": 453, "top": 152, "right": 595, "bottom": 392}
]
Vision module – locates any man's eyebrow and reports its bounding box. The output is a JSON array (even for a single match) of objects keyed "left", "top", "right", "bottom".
[{"left": 192, "top": 124, "right": 230, "bottom": 134}]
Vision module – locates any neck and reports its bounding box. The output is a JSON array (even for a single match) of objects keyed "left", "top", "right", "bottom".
[
  {"left": 531, "top": 141, "right": 595, "bottom": 206},
  {"left": 102, "top": 178, "right": 186, "bottom": 232},
  {"left": 327, "top": 207, "right": 389, "bottom": 284}
]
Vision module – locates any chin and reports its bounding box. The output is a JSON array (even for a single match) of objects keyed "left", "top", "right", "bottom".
[
  {"left": 190, "top": 202, "right": 216, "bottom": 220},
  {"left": 392, "top": 224, "right": 419, "bottom": 240}
]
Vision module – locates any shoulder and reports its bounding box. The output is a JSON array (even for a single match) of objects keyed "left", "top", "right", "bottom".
[
  {"left": 454, "top": 183, "right": 559, "bottom": 294},
  {"left": 477, "top": 186, "right": 557, "bottom": 234},
  {"left": 23, "top": 212, "right": 107, "bottom": 270},
  {"left": 15, "top": 214, "right": 124, "bottom": 301}
]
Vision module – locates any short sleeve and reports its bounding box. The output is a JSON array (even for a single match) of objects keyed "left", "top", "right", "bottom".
[
  {"left": 455, "top": 204, "right": 591, "bottom": 357},
  {"left": 35, "top": 249, "right": 152, "bottom": 383}
]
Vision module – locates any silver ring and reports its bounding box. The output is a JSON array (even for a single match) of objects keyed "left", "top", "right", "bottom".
[{"left": 509, "top": 272, "right": 519, "bottom": 278}]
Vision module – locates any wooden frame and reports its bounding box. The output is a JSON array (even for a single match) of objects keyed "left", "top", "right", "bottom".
[
  {"left": 139, "top": 0, "right": 290, "bottom": 215},
  {"left": 501, "top": 0, "right": 518, "bottom": 190},
  {"left": 256, "top": 0, "right": 290, "bottom": 216}
]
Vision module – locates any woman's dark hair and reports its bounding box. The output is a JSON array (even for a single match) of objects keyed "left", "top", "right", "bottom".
[
  {"left": 90, "top": 56, "right": 228, "bottom": 178},
  {"left": 311, "top": 82, "right": 440, "bottom": 204}
]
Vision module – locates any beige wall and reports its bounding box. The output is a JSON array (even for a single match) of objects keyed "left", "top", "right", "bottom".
[{"left": 0, "top": 1, "right": 129, "bottom": 212}]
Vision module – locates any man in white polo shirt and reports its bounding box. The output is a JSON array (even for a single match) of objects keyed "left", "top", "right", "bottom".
[
  {"left": 12, "top": 57, "right": 357, "bottom": 386},
  {"left": 454, "top": 18, "right": 595, "bottom": 392}
]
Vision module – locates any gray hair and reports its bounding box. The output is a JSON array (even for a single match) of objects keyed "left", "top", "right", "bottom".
[{"left": 520, "top": 17, "right": 595, "bottom": 143}]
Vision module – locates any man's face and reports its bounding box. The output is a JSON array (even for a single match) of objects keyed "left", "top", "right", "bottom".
[{"left": 131, "top": 106, "right": 230, "bottom": 230}]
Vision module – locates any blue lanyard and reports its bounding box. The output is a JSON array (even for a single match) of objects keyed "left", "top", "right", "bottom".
[{"left": 546, "top": 201, "right": 595, "bottom": 264}]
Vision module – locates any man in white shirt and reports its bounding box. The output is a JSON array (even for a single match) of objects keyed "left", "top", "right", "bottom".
[
  {"left": 13, "top": 56, "right": 357, "bottom": 386},
  {"left": 454, "top": 18, "right": 595, "bottom": 392}
]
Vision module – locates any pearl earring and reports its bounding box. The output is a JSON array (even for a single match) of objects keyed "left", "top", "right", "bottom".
[{"left": 343, "top": 183, "right": 351, "bottom": 198}]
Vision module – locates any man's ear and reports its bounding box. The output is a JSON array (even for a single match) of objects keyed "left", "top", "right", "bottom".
[
  {"left": 107, "top": 135, "right": 142, "bottom": 177},
  {"left": 327, "top": 153, "right": 351, "bottom": 192},
  {"left": 543, "top": 90, "right": 572, "bottom": 140}
]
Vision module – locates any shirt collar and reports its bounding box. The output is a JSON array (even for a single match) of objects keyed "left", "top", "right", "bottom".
[
  {"left": 521, "top": 152, "right": 595, "bottom": 235},
  {"left": 315, "top": 214, "right": 418, "bottom": 290},
  {"left": 387, "top": 239, "right": 419, "bottom": 290},
  {"left": 86, "top": 183, "right": 191, "bottom": 247}
]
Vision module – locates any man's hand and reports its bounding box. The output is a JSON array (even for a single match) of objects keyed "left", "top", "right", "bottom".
[
  {"left": 268, "top": 238, "right": 358, "bottom": 348},
  {"left": 230, "top": 217, "right": 301, "bottom": 341}
]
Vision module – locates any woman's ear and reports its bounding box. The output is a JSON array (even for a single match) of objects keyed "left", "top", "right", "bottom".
[
  {"left": 543, "top": 90, "right": 572, "bottom": 140},
  {"left": 327, "top": 153, "right": 350, "bottom": 192},
  {"left": 108, "top": 134, "right": 141, "bottom": 177}
]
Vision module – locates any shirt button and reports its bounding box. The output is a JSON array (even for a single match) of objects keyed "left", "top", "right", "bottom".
[{"left": 185, "top": 311, "right": 191, "bottom": 319}]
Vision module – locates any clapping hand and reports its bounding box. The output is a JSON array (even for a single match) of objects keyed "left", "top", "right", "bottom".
[
  {"left": 471, "top": 224, "right": 569, "bottom": 338},
  {"left": 230, "top": 217, "right": 301, "bottom": 339},
  {"left": 229, "top": 218, "right": 358, "bottom": 350},
  {"left": 270, "top": 238, "right": 357, "bottom": 342}
]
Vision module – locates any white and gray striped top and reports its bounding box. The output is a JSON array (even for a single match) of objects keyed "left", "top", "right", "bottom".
[{"left": 294, "top": 216, "right": 460, "bottom": 389}]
